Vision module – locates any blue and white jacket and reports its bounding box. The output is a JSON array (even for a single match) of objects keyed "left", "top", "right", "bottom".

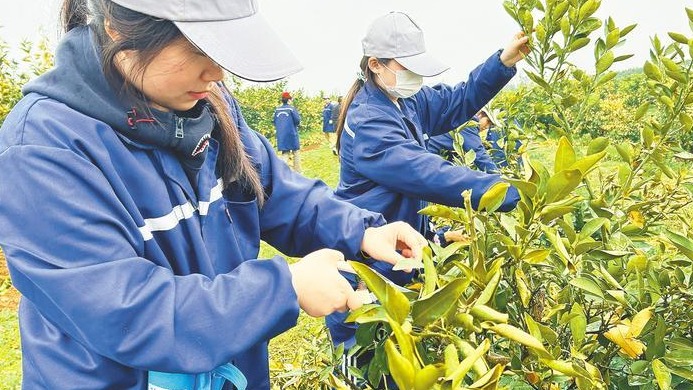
[
  {"left": 273, "top": 103, "right": 300, "bottom": 151},
  {"left": 0, "top": 27, "right": 384, "bottom": 389},
  {"left": 335, "top": 51, "right": 520, "bottom": 283}
]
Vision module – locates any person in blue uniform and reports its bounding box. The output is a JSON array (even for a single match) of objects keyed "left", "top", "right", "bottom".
[
  {"left": 273, "top": 91, "right": 302, "bottom": 173},
  {"left": 0, "top": 1, "right": 428, "bottom": 389},
  {"left": 329, "top": 11, "right": 529, "bottom": 387},
  {"left": 426, "top": 115, "right": 501, "bottom": 173},
  {"left": 428, "top": 108, "right": 524, "bottom": 171},
  {"left": 322, "top": 96, "right": 336, "bottom": 145}
]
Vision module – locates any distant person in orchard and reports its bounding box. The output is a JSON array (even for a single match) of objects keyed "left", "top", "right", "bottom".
[
  {"left": 0, "top": 0, "right": 428, "bottom": 389},
  {"left": 322, "top": 96, "right": 336, "bottom": 145},
  {"left": 273, "top": 91, "right": 302, "bottom": 172},
  {"left": 329, "top": 10, "right": 529, "bottom": 386},
  {"left": 330, "top": 96, "right": 343, "bottom": 155}
]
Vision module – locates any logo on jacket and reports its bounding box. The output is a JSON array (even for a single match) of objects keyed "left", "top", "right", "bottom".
[{"left": 192, "top": 134, "right": 211, "bottom": 157}]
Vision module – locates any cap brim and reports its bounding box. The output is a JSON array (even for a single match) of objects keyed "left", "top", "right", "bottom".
[
  {"left": 175, "top": 13, "right": 302, "bottom": 82},
  {"left": 396, "top": 52, "right": 449, "bottom": 77}
]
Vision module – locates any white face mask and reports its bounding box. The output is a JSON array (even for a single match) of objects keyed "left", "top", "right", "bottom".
[{"left": 379, "top": 64, "right": 424, "bottom": 99}]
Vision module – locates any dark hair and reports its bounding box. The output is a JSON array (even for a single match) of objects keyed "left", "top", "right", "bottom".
[
  {"left": 60, "top": 0, "right": 265, "bottom": 205},
  {"left": 335, "top": 57, "right": 390, "bottom": 152},
  {"left": 281, "top": 98, "right": 290, "bottom": 104}
]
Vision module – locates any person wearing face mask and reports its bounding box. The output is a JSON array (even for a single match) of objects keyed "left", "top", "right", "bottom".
[{"left": 329, "top": 11, "right": 529, "bottom": 387}]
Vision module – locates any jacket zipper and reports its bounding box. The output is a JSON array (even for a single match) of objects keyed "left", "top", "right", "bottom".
[{"left": 175, "top": 116, "right": 184, "bottom": 139}]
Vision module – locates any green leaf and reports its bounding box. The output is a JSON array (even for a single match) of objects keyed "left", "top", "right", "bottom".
[
  {"left": 586, "top": 137, "right": 609, "bottom": 155},
  {"left": 540, "top": 205, "right": 576, "bottom": 223},
  {"left": 419, "top": 204, "right": 464, "bottom": 222},
  {"left": 543, "top": 226, "right": 572, "bottom": 266},
  {"left": 447, "top": 339, "right": 490, "bottom": 389},
  {"left": 674, "top": 151, "right": 693, "bottom": 160},
  {"left": 620, "top": 23, "right": 637, "bottom": 38},
  {"left": 506, "top": 179, "right": 538, "bottom": 198},
  {"left": 668, "top": 32, "right": 689, "bottom": 44},
  {"left": 522, "top": 249, "right": 551, "bottom": 264},
  {"left": 591, "top": 249, "right": 632, "bottom": 259},
  {"left": 652, "top": 359, "right": 672, "bottom": 390},
  {"left": 545, "top": 169, "right": 582, "bottom": 203},
  {"left": 606, "top": 29, "right": 620, "bottom": 48},
  {"left": 470, "top": 304, "right": 509, "bottom": 323},
  {"left": 350, "top": 261, "right": 410, "bottom": 324},
  {"left": 346, "top": 305, "right": 388, "bottom": 324},
  {"left": 569, "top": 37, "right": 590, "bottom": 52},
  {"left": 478, "top": 182, "right": 510, "bottom": 213},
  {"left": 578, "top": 0, "right": 599, "bottom": 20},
  {"left": 596, "top": 70, "right": 618, "bottom": 87},
  {"left": 555, "top": 136, "right": 576, "bottom": 174},
  {"left": 384, "top": 339, "right": 415, "bottom": 390},
  {"left": 542, "top": 359, "right": 591, "bottom": 379},
  {"left": 634, "top": 102, "right": 650, "bottom": 120},
  {"left": 664, "top": 230, "right": 693, "bottom": 260},
  {"left": 614, "top": 54, "right": 634, "bottom": 62},
  {"left": 680, "top": 112, "right": 693, "bottom": 131},
  {"left": 578, "top": 217, "right": 609, "bottom": 241},
  {"left": 476, "top": 270, "right": 502, "bottom": 306},
  {"left": 599, "top": 263, "right": 623, "bottom": 290},
  {"left": 570, "top": 277, "right": 605, "bottom": 298},
  {"left": 569, "top": 304, "right": 587, "bottom": 345},
  {"left": 422, "top": 246, "right": 437, "bottom": 298},
  {"left": 468, "top": 364, "right": 504, "bottom": 388},
  {"left": 525, "top": 70, "right": 551, "bottom": 90},
  {"left": 488, "top": 323, "right": 553, "bottom": 359},
  {"left": 644, "top": 61, "right": 663, "bottom": 81},
  {"left": 414, "top": 364, "right": 445, "bottom": 390},
  {"left": 569, "top": 150, "right": 607, "bottom": 175},
  {"left": 596, "top": 50, "right": 615, "bottom": 74},
  {"left": 444, "top": 344, "right": 459, "bottom": 376},
  {"left": 642, "top": 126, "right": 655, "bottom": 148},
  {"left": 615, "top": 143, "right": 634, "bottom": 164},
  {"left": 412, "top": 278, "right": 469, "bottom": 327}
]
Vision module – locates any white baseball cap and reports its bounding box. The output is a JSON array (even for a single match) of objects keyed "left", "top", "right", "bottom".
[
  {"left": 362, "top": 12, "right": 449, "bottom": 77},
  {"left": 111, "top": 0, "right": 302, "bottom": 82}
]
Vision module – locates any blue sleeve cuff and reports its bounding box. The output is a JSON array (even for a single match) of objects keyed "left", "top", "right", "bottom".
[{"left": 492, "top": 49, "right": 518, "bottom": 78}]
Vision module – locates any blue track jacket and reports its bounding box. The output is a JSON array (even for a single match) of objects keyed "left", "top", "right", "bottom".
[
  {"left": 273, "top": 103, "right": 301, "bottom": 151},
  {"left": 0, "top": 27, "right": 384, "bottom": 389},
  {"left": 336, "top": 51, "right": 520, "bottom": 237},
  {"left": 322, "top": 102, "right": 335, "bottom": 132}
]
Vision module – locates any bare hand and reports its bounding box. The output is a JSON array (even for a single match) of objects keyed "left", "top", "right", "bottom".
[
  {"left": 289, "top": 249, "right": 364, "bottom": 317},
  {"left": 360, "top": 221, "right": 427, "bottom": 270},
  {"left": 500, "top": 32, "right": 531, "bottom": 67}
]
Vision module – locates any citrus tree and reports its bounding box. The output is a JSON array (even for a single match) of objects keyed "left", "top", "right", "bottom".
[{"left": 342, "top": 1, "right": 693, "bottom": 389}]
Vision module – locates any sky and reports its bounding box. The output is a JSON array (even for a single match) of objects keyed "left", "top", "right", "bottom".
[{"left": 1, "top": 0, "right": 691, "bottom": 95}]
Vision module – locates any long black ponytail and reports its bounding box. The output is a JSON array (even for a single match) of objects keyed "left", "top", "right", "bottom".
[{"left": 335, "top": 56, "right": 390, "bottom": 152}]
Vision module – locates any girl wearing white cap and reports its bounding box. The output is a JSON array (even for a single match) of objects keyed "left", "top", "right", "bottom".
[
  {"left": 330, "top": 11, "right": 529, "bottom": 386},
  {"left": 0, "top": 1, "right": 429, "bottom": 388}
]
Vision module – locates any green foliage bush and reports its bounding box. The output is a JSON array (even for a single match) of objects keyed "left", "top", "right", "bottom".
[
  {"left": 0, "top": 37, "right": 53, "bottom": 126},
  {"left": 341, "top": 1, "right": 693, "bottom": 389}
]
